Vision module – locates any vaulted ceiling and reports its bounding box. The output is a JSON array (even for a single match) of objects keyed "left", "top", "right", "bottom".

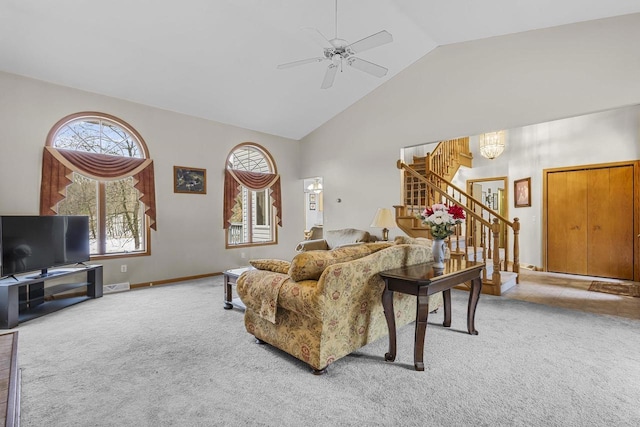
[{"left": 2, "top": 1, "right": 639, "bottom": 140}]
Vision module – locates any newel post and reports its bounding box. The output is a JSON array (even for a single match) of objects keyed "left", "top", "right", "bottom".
[
  {"left": 513, "top": 218, "right": 520, "bottom": 283},
  {"left": 491, "top": 218, "right": 501, "bottom": 286}
]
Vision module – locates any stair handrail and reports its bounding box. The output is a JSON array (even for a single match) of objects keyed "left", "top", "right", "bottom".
[{"left": 397, "top": 160, "right": 521, "bottom": 287}]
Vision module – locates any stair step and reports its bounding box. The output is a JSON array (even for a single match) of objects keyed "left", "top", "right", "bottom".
[{"left": 499, "top": 271, "right": 518, "bottom": 293}]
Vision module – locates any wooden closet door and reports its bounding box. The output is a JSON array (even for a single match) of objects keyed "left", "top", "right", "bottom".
[
  {"left": 587, "top": 166, "right": 633, "bottom": 279},
  {"left": 547, "top": 170, "right": 588, "bottom": 274}
]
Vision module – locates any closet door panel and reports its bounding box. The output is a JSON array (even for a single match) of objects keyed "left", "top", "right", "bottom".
[
  {"left": 587, "top": 168, "right": 611, "bottom": 276},
  {"left": 547, "top": 171, "right": 588, "bottom": 274},
  {"left": 586, "top": 166, "right": 633, "bottom": 279},
  {"left": 588, "top": 166, "right": 634, "bottom": 279},
  {"left": 564, "top": 170, "right": 588, "bottom": 274}
]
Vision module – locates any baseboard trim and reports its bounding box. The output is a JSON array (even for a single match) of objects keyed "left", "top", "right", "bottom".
[{"left": 131, "top": 272, "right": 222, "bottom": 289}]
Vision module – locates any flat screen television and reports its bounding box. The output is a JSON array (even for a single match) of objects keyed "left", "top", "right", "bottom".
[{"left": 0, "top": 215, "right": 90, "bottom": 278}]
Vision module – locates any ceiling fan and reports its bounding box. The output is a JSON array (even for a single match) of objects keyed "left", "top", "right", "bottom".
[{"left": 277, "top": 0, "right": 393, "bottom": 89}]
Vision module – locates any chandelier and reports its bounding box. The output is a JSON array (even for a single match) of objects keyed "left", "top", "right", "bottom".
[{"left": 479, "top": 130, "right": 506, "bottom": 160}]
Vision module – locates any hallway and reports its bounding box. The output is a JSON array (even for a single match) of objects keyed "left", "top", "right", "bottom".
[{"left": 503, "top": 269, "right": 640, "bottom": 320}]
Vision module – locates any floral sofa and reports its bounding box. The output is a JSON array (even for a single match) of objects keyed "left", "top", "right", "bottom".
[{"left": 236, "top": 242, "right": 443, "bottom": 373}]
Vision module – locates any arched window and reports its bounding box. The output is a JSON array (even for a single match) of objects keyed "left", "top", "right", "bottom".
[
  {"left": 41, "top": 112, "right": 156, "bottom": 257},
  {"left": 224, "top": 143, "right": 281, "bottom": 247}
]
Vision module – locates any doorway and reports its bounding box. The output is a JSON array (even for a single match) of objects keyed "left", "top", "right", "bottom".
[
  {"left": 466, "top": 177, "right": 508, "bottom": 248},
  {"left": 303, "top": 177, "right": 324, "bottom": 239}
]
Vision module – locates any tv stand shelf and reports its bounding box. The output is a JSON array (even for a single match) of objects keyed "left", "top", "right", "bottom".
[
  {"left": 0, "top": 265, "right": 102, "bottom": 329},
  {"left": 44, "top": 281, "right": 92, "bottom": 297}
]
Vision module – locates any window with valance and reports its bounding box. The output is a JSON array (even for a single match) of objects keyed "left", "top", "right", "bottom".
[
  {"left": 224, "top": 143, "right": 281, "bottom": 247},
  {"left": 40, "top": 112, "right": 156, "bottom": 257}
]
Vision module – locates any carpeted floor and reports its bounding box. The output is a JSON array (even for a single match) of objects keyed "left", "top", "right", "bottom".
[
  {"left": 13, "top": 276, "right": 640, "bottom": 426},
  {"left": 589, "top": 281, "right": 640, "bottom": 297}
]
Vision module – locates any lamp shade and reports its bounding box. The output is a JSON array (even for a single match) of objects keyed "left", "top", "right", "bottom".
[
  {"left": 370, "top": 208, "right": 396, "bottom": 228},
  {"left": 370, "top": 208, "right": 396, "bottom": 241}
]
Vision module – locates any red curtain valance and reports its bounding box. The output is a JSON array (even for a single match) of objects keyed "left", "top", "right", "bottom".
[
  {"left": 40, "top": 147, "right": 157, "bottom": 230},
  {"left": 223, "top": 169, "right": 282, "bottom": 229}
]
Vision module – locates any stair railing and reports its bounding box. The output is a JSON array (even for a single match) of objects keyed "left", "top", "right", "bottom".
[
  {"left": 423, "top": 137, "right": 470, "bottom": 180},
  {"left": 397, "top": 160, "right": 520, "bottom": 286}
]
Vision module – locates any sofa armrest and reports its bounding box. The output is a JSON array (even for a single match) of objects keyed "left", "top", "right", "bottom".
[{"left": 295, "top": 239, "right": 329, "bottom": 252}]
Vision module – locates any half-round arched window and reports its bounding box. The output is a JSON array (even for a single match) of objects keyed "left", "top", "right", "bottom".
[
  {"left": 224, "top": 143, "right": 281, "bottom": 246},
  {"left": 41, "top": 112, "right": 156, "bottom": 257}
]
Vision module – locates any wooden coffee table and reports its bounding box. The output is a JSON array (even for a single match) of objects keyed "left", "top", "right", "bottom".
[{"left": 379, "top": 259, "right": 484, "bottom": 371}]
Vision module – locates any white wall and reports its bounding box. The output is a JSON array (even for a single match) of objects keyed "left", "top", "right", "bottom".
[
  {"left": 0, "top": 72, "right": 304, "bottom": 285},
  {"left": 300, "top": 13, "right": 640, "bottom": 266}
]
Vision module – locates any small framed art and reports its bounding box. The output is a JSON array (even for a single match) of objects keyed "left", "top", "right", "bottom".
[
  {"left": 174, "top": 166, "right": 207, "bottom": 194},
  {"left": 514, "top": 177, "right": 531, "bottom": 207}
]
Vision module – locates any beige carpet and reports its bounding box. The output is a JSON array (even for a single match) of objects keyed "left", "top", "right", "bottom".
[{"left": 589, "top": 281, "right": 640, "bottom": 297}]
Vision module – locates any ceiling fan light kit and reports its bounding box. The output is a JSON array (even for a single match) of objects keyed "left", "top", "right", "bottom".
[{"left": 277, "top": 0, "right": 393, "bottom": 89}]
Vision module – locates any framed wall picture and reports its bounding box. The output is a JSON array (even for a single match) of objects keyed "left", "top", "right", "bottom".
[
  {"left": 309, "top": 202, "right": 316, "bottom": 210},
  {"left": 174, "top": 166, "right": 207, "bottom": 194},
  {"left": 309, "top": 194, "right": 316, "bottom": 202},
  {"left": 514, "top": 177, "right": 531, "bottom": 207}
]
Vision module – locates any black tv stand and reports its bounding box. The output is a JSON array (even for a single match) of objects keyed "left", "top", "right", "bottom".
[
  {"left": 0, "top": 265, "right": 103, "bottom": 329},
  {"left": 26, "top": 268, "right": 73, "bottom": 280}
]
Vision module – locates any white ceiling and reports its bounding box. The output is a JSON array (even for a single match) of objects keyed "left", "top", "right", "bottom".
[{"left": 2, "top": 0, "right": 640, "bottom": 140}]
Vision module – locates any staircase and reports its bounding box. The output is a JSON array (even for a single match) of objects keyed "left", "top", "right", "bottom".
[{"left": 396, "top": 138, "right": 520, "bottom": 296}]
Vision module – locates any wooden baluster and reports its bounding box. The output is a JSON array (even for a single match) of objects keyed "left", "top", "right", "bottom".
[{"left": 492, "top": 218, "right": 501, "bottom": 285}]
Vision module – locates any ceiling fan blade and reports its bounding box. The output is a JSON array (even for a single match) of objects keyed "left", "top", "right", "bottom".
[
  {"left": 301, "top": 27, "right": 333, "bottom": 49},
  {"left": 347, "top": 57, "right": 388, "bottom": 78},
  {"left": 277, "top": 57, "right": 325, "bottom": 69},
  {"left": 320, "top": 64, "right": 338, "bottom": 89},
  {"left": 347, "top": 30, "right": 393, "bottom": 54}
]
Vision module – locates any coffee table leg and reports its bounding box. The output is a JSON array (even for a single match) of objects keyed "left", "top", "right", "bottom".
[
  {"left": 224, "top": 274, "right": 233, "bottom": 309},
  {"left": 381, "top": 285, "right": 396, "bottom": 362},
  {"left": 467, "top": 275, "right": 482, "bottom": 335},
  {"left": 414, "top": 294, "right": 430, "bottom": 371},
  {"left": 442, "top": 289, "right": 452, "bottom": 327}
]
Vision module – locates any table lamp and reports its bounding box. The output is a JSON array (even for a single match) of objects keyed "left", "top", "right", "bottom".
[{"left": 370, "top": 208, "right": 396, "bottom": 241}]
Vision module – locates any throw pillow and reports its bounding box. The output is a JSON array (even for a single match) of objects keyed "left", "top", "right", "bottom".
[
  {"left": 394, "top": 236, "right": 432, "bottom": 246},
  {"left": 288, "top": 245, "right": 373, "bottom": 282},
  {"left": 249, "top": 259, "right": 291, "bottom": 274}
]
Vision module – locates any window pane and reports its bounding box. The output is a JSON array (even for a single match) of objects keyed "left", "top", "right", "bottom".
[
  {"left": 105, "top": 178, "right": 144, "bottom": 253},
  {"left": 56, "top": 173, "right": 99, "bottom": 254},
  {"left": 228, "top": 191, "right": 244, "bottom": 245},
  {"left": 255, "top": 191, "right": 266, "bottom": 226},
  {"left": 228, "top": 146, "right": 271, "bottom": 173},
  {"left": 54, "top": 119, "right": 142, "bottom": 158}
]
